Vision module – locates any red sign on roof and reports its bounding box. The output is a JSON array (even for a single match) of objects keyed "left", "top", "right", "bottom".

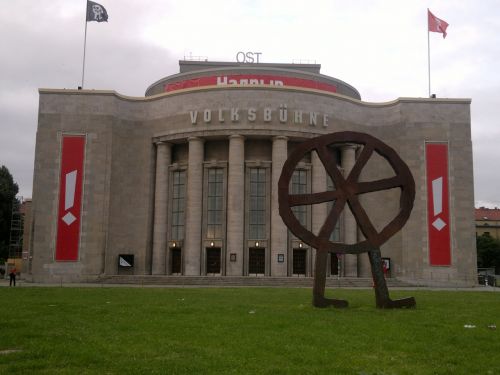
[{"left": 164, "top": 74, "right": 338, "bottom": 94}]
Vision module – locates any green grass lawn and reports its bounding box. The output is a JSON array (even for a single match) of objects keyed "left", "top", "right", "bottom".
[{"left": 0, "top": 287, "right": 498, "bottom": 375}]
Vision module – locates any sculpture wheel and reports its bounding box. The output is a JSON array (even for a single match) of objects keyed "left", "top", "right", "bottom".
[{"left": 278, "top": 131, "right": 416, "bottom": 308}]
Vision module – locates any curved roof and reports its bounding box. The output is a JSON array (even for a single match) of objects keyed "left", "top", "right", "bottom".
[{"left": 145, "top": 61, "right": 361, "bottom": 100}]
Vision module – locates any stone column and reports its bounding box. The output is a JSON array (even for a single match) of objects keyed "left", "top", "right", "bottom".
[
  {"left": 342, "top": 145, "right": 358, "bottom": 277},
  {"left": 271, "top": 136, "right": 288, "bottom": 276},
  {"left": 226, "top": 135, "right": 245, "bottom": 276},
  {"left": 184, "top": 137, "right": 204, "bottom": 275},
  {"left": 311, "top": 150, "right": 328, "bottom": 276},
  {"left": 152, "top": 142, "right": 171, "bottom": 275}
]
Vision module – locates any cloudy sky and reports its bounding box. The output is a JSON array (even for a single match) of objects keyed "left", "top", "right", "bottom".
[{"left": 1, "top": 0, "right": 499, "bottom": 207}]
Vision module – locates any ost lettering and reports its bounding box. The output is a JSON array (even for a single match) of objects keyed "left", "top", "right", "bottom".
[{"left": 236, "top": 51, "right": 262, "bottom": 63}]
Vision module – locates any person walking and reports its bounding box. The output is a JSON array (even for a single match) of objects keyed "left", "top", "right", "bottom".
[{"left": 9, "top": 267, "right": 17, "bottom": 287}]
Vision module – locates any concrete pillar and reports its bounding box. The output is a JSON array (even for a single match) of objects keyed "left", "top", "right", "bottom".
[
  {"left": 342, "top": 145, "right": 358, "bottom": 277},
  {"left": 151, "top": 142, "right": 171, "bottom": 275},
  {"left": 311, "top": 150, "right": 328, "bottom": 276},
  {"left": 184, "top": 137, "right": 204, "bottom": 275},
  {"left": 226, "top": 135, "right": 245, "bottom": 276},
  {"left": 271, "top": 136, "right": 288, "bottom": 276}
]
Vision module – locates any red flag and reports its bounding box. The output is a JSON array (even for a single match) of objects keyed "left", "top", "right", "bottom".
[{"left": 428, "top": 9, "right": 449, "bottom": 38}]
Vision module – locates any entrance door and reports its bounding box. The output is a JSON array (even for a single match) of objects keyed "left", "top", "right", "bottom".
[
  {"left": 330, "top": 253, "right": 339, "bottom": 276},
  {"left": 206, "top": 248, "right": 221, "bottom": 275},
  {"left": 171, "top": 248, "right": 181, "bottom": 275},
  {"left": 293, "top": 249, "right": 307, "bottom": 276},
  {"left": 249, "top": 248, "right": 265, "bottom": 275}
]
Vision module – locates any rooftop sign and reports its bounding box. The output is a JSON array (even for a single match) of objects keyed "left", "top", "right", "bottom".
[
  {"left": 236, "top": 51, "right": 262, "bottom": 63},
  {"left": 164, "top": 74, "right": 337, "bottom": 94}
]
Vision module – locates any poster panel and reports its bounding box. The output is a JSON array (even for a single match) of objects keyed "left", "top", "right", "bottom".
[
  {"left": 426, "top": 143, "right": 451, "bottom": 266},
  {"left": 55, "top": 135, "right": 85, "bottom": 261}
]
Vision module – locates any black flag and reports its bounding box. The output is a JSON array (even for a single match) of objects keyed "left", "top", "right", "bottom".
[{"left": 86, "top": 1, "right": 108, "bottom": 22}]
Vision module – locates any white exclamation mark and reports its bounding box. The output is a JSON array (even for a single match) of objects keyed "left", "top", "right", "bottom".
[
  {"left": 431, "top": 177, "right": 446, "bottom": 231},
  {"left": 62, "top": 170, "right": 78, "bottom": 226}
]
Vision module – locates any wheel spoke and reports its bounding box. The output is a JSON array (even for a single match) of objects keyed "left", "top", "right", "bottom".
[
  {"left": 288, "top": 191, "right": 341, "bottom": 207},
  {"left": 346, "top": 144, "right": 374, "bottom": 183},
  {"left": 347, "top": 195, "right": 378, "bottom": 241},
  {"left": 318, "top": 197, "right": 346, "bottom": 239},
  {"left": 356, "top": 176, "right": 403, "bottom": 194},
  {"left": 316, "top": 145, "right": 346, "bottom": 189}
]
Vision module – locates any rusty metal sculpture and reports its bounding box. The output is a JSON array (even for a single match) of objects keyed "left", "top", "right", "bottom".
[{"left": 278, "top": 131, "right": 416, "bottom": 309}]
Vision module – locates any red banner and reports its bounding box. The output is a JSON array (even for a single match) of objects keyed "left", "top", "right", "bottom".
[
  {"left": 164, "top": 74, "right": 337, "bottom": 94},
  {"left": 55, "top": 136, "right": 85, "bottom": 261},
  {"left": 426, "top": 143, "right": 451, "bottom": 266}
]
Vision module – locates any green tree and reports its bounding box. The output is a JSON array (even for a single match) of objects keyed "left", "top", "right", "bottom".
[
  {"left": 0, "top": 165, "right": 19, "bottom": 262},
  {"left": 476, "top": 233, "right": 500, "bottom": 273}
]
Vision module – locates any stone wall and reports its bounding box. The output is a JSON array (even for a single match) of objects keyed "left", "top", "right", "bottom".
[{"left": 29, "top": 86, "right": 475, "bottom": 285}]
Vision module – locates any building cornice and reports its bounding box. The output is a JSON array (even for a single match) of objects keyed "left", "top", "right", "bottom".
[{"left": 38, "top": 87, "right": 472, "bottom": 107}]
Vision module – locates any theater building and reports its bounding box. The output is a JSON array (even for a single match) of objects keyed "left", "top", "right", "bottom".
[{"left": 27, "top": 60, "right": 476, "bottom": 285}]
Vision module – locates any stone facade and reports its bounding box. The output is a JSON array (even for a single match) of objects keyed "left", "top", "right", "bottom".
[{"left": 27, "top": 61, "right": 476, "bottom": 286}]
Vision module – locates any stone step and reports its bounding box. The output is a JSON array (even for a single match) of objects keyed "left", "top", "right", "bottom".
[{"left": 94, "top": 275, "right": 414, "bottom": 288}]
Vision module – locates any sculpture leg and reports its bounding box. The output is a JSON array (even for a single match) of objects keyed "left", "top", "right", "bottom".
[
  {"left": 368, "top": 249, "right": 416, "bottom": 309},
  {"left": 312, "top": 249, "right": 348, "bottom": 308}
]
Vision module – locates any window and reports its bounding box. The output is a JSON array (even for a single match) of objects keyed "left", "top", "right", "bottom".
[
  {"left": 171, "top": 170, "right": 186, "bottom": 240},
  {"left": 249, "top": 168, "right": 266, "bottom": 239},
  {"left": 327, "top": 176, "right": 341, "bottom": 242},
  {"left": 291, "top": 170, "right": 308, "bottom": 226},
  {"left": 207, "top": 168, "right": 224, "bottom": 239}
]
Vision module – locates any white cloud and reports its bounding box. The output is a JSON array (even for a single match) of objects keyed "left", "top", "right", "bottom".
[{"left": 0, "top": 0, "right": 499, "bottom": 206}]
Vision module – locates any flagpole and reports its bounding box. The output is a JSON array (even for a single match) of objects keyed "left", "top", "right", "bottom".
[
  {"left": 81, "top": 5, "right": 88, "bottom": 89},
  {"left": 427, "top": 9, "right": 431, "bottom": 97}
]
